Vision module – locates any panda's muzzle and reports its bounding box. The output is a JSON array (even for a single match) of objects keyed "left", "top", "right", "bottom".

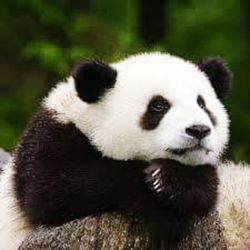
[
  {"left": 185, "top": 125, "right": 211, "bottom": 140},
  {"left": 168, "top": 144, "right": 209, "bottom": 156},
  {"left": 169, "top": 146, "right": 200, "bottom": 156}
]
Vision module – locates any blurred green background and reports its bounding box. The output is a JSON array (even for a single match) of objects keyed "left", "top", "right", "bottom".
[{"left": 0, "top": 0, "right": 249, "bottom": 161}]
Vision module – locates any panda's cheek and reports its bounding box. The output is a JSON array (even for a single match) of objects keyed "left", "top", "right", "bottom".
[
  {"left": 155, "top": 131, "right": 177, "bottom": 149},
  {"left": 206, "top": 136, "right": 224, "bottom": 161}
]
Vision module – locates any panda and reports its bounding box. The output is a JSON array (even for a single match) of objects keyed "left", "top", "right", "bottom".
[{"left": 0, "top": 52, "right": 247, "bottom": 249}]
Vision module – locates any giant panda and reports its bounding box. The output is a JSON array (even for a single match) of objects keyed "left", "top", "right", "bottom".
[{"left": 0, "top": 52, "right": 248, "bottom": 249}]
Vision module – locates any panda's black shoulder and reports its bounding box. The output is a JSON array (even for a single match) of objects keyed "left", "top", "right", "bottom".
[
  {"left": 12, "top": 106, "right": 147, "bottom": 227},
  {"left": 14, "top": 106, "right": 99, "bottom": 162},
  {"left": 13, "top": 106, "right": 101, "bottom": 211}
]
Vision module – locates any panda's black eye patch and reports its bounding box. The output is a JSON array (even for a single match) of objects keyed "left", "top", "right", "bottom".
[
  {"left": 197, "top": 95, "right": 206, "bottom": 109},
  {"left": 141, "top": 95, "right": 171, "bottom": 130},
  {"left": 197, "top": 95, "right": 217, "bottom": 126}
]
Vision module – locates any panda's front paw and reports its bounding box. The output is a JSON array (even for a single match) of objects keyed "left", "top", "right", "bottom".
[
  {"left": 144, "top": 159, "right": 218, "bottom": 216},
  {"left": 144, "top": 160, "right": 183, "bottom": 209},
  {"left": 144, "top": 160, "right": 181, "bottom": 208},
  {"left": 144, "top": 162, "right": 165, "bottom": 194}
]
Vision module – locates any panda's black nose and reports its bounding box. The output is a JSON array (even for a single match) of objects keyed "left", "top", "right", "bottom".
[{"left": 185, "top": 125, "right": 211, "bottom": 139}]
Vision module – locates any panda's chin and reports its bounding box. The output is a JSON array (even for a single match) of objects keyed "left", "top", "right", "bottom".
[{"left": 167, "top": 149, "right": 218, "bottom": 166}]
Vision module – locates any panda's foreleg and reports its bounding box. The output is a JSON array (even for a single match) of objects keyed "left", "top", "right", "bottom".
[
  {"left": 19, "top": 158, "right": 148, "bottom": 226},
  {"left": 20, "top": 157, "right": 188, "bottom": 242},
  {"left": 144, "top": 159, "right": 218, "bottom": 219}
]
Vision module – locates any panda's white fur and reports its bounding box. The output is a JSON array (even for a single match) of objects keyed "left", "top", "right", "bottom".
[
  {"left": 0, "top": 161, "right": 32, "bottom": 249},
  {"left": 45, "top": 53, "right": 229, "bottom": 166},
  {"left": 217, "top": 161, "right": 250, "bottom": 249},
  {"left": 0, "top": 52, "right": 248, "bottom": 250}
]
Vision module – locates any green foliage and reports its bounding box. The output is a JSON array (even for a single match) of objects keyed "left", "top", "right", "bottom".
[
  {"left": 23, "top": 41, "right": 68, "bottom": 73},
  {"left": 0, "top": 0, "right": 249, "bottom": 161},
  {"left": 0, "top": 82, "right": 46, "bottom": 151}
]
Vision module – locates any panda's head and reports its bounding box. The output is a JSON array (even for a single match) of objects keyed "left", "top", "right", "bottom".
[{"left": 45, "top": 53, "right": 232, "bottom": 166}]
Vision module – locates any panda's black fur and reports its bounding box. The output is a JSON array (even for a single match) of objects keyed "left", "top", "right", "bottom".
[
  {"left": 11, "top": 56, "right": 231, "bottom": 243},
  {"left": 197, "top": 57, "right": 232, "bottom": 101},
  {"left": 72, "top": 59, "right": 117, "bottom": 103}
]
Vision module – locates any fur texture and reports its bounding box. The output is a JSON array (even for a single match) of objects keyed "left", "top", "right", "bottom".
[
  {"left": 145, "top": 159, "right": 218, "bottom": 216},
  {"left": 72, "top": 59, "right": 117, "bottom": 103},
  {"left": 0, "top": 161, "right": 32, "bottom": 249},
  {"left": 217, "top": 162, "right": 250, "bottom": 249},
  {"left": 197, "top": 57, "right": 232, "bottom": 101}
]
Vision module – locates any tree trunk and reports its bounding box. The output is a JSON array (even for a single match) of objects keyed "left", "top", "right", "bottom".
[{"left": 20, "top": 210, "right": 227, "bottom": 250}]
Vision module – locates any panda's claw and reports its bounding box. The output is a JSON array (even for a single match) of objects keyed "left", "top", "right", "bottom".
[
  {"left": 152, "top": 168, "right": 160, "bottom": 177},
  {"left": 154, "top": 182, "right": 161, "bottom": 189},
  {"left": 153, "top": 179, "right": 160, "bottom": 186},
  {"left": 144, "top": 162, "right": 180, "bottom": 208},
  {"left": 144, "top": 164, "right": 166, "bottom": 195},
  {"left": 156, "top": 187, "right": 163, "bottom": 193}
]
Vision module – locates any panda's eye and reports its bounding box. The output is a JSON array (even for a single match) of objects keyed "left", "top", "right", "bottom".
[
  {"left": 151, "top": 102, "right": 165, "bottom": 112},
  {"left": 141, "top": 95, "right": 171, "bottom": 130},
  {"left": 149, "top": 96, "right": 170, "bottom": 113},
  {"left": 197, "top": 95, "right": 206, "bottom": 109}
]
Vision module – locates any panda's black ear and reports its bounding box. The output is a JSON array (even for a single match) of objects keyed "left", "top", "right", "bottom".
[
  {"left": 72, "top": 59, "right": 117, "bottom": 103},
  {"left": 197, "top": 57, "right": 232, "bottom": 101}
]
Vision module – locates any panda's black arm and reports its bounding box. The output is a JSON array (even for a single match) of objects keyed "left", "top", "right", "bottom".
[
  {"left": 19, "top": 157, "right": 187, "bottom": 242},
  {"left": 13, "top": 108, "right": 187, "bottom": 241},
  {"left": 15, "top": 153, "right": 188, "bottom": 241}
]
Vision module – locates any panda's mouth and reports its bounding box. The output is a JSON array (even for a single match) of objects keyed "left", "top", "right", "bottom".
[{"left": 168, "top": 144, "right": 207, "bottom": 156}]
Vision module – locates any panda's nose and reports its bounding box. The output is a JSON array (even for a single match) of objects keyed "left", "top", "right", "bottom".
[{"left": 185, "top": 125, "right": 211, "bottom": 140}]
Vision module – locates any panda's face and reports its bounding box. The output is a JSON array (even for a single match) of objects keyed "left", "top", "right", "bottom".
[{"left": 45, "top": 53, "right": 231, "bottom": 166}]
